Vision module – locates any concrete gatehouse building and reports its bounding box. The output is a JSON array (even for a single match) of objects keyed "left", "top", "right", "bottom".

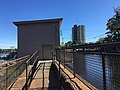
[{"left": 13, "top": 18, "right": 63, "bottom": 60}]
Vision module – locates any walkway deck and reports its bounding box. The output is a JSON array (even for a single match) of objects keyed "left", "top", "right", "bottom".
[
  {"left": 10, "top": 60, "right": 91, "bottom": 90},
  {"left": 10, "top": 60, "right": 60, "bottom": 90}
]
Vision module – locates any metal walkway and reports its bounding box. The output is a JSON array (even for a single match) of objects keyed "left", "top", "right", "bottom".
[
  {"left": 29, "top": 60, "right": 60, "bottom": 90},
  {"left": 9, "top": 60, "right": 91, "bottom": 90},
  {"left": 10, "top": 60, "right": 60, "bottom": 90},
  {"left": 0, "top": 50, "right": 97, "bottom": 90}
]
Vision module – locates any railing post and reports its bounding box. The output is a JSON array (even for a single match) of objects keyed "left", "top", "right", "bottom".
[
  {"left": 102, "top": 53, "right": 106, "bottom": 90},
  {"left": 56, "top": 48, "right": 61, "bottom": 88},
  {"left": 52, "top": 50, "right": 55, "bottom": 63},
  {"left": 15, "top": 63, "right": 17, "bottom": 80},
  {"left": 58, "top": 59, "right": 61, "bottom": 89},
  {"left": 53, "top": 53, "right": 55, "bottom": 64},
  {"left": 73, "top": 48, "right": 76, "bottom": 78},
  {"left": 56, "top": 49, "right": 58, "bottom": 61},
  {"left": 42, "top": 63, "right": 45, "bottom": 89},
  {"left": 54, "top": 51, "right": 56, "bottom": 63},
  {"left": 64, "top": 49, "right": 65, "bottom": 68},
  {"left": 25, "top": 63, "right": 28, "bottom": 90},
  {"left": 6, "top": 64, "right": 8, "bottom": 90}
]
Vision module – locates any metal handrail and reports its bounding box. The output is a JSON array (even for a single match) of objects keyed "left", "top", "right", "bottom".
[
  {"left": 63, "top": 63, "right": 98, "bottom": 90},
  {"left": 0, "top": 55, "right": 30, "bottom": 90},
  {"left": 55, "top": 42, "right": 120, "bottom": 90},
  {"left": 26, "top": 50, "right": 39, "bottom": 64},
  {"left": 0, "top": 55, "right": 30, "bottom": 67},
  {"left": 70, "top": 42, "right": 120, "bottom": 49},
  {"left": 25, "top": 50, "right": 39, "bottom": 90},
  {"left": 0, "top": 55, "right": 30, "bottom": 72},
  {"left": 77, "top": 51, "right": 120, "bottom": 55},
  {"left": 54, "top": 60, "right": 88, "bottom": 90}
]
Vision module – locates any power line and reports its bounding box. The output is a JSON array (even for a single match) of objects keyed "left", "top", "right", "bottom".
[
  {"left": 61, "top": 28, "right": 106, "bottom": 33},
  {"left": 61, "top": 32, "right": 106, "bottom": 38},
  {"left": 60, "top": 28, "right": 107, "bottom": 41},
  {"left": 62, "top": 33, "right": 106, "bottom": 40},
  {"left": 87, "top": 34, "right": 106, "bottom": 39}
]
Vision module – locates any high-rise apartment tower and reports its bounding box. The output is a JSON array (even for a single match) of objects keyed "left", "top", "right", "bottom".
[{"left": 72, "top": 25, "right": 86, "bottom": 43}]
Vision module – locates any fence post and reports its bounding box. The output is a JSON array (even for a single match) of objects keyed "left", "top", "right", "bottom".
[
  {"left": 52, "top": 50, "right": 55, "bottom": 63},
  {"left": 59, "top": 59, "right": 61, "bottom": 89},
  {"left": 6, "top": 64, "right": 8, "bottom": 89},
  {"left": 42, "top": 63, "right": 45, "bottom": 89},
  {"left": 25, "top": 63, "right": 28, "bottom": 90},
  {"left": 73, "top": 48, "right": 76, "bottom": 78},
  {"left": 56, "top": 49, "right": 58, "bottom": 61},
  {"left": 56, "top": 48, "right": 61, "bottom": 88},
  {"left": 102, "top": 53, "right": 106, "bottom": 90},
  {"left": 64, "top": 49, "right": 65, "bottom": 68}
]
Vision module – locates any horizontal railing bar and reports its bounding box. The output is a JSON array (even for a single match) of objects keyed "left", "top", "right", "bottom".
[
  {"left": 60, "top": 52, "right": 120, "bottom": 58},
  {"left": 86, "top": 67, "right": 103, "bottom": 72},
  {"left": 63, "top": 62, "right": 98, "bottom": 90},
  {"left": 59, "top": 42, "right": 120, "bottom": 49},
  {"left": 0, "top": 57, "right": 29, "bottom": 72},
  {"left": 85, "top": 62, "right": 102, "bottom": 66},
  {"left": 0, "top": 50, "right": 40, "bottom": 90},
  {"left": 0, "top": 55, "right": 30, "bottom": 67},
  {"left": 76, "top": 52, "right": 120, "bottom": 55},
  {"left": 54, "top": 60, "right": 98, "bottom": 90},
  {"left": 55, "top": 42, "right": 120, "bottom": 90},
  {"left": 85, "top": 72, "right": 103, "bottom": 79},
  {"left": 26, "top": 50, "right": 39, "bottom": 64}
]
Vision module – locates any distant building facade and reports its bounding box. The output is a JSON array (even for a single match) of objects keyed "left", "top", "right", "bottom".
[
  {"left": 72, "top": 25, "right": 86, "bottom": 43},
  {"left": 13, "top": 18, "right": 63, "bottom": 60}
]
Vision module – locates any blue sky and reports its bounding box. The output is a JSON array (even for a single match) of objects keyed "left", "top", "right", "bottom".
[{"left": 0, "top": 0, "right": 120, "bottom": 49}]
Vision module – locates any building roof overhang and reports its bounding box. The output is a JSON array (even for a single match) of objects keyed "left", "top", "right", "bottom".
[{"left": 13, "top": 18, "right": 63, "bottom": 26}]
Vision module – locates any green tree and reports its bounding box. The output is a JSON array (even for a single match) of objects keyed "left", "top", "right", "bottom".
[
  {"left": 106, "top": 8, "right": 120, "bottom": 42},
  {"left": 64, "top": 41, "right": 73, "bottom": 47},
  {"left": 73, "top": 40, "right": 82, "bottom": 45},
  {"left": 96, "top": 37, "right": 105, "bottom": 43}
]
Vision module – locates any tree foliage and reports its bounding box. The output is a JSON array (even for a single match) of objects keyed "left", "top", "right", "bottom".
[
  {"left": 64, "top": 41, "right": 73, "bottom": 47},
  {"left": 60, "top": 40, "right": 82, "bottom": 48},
  {"left": 106, "top": 8, "right": 120, "bottom": 42},
  {"left": 96, "top": 37, "right": 105, "bottom": 43}
]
